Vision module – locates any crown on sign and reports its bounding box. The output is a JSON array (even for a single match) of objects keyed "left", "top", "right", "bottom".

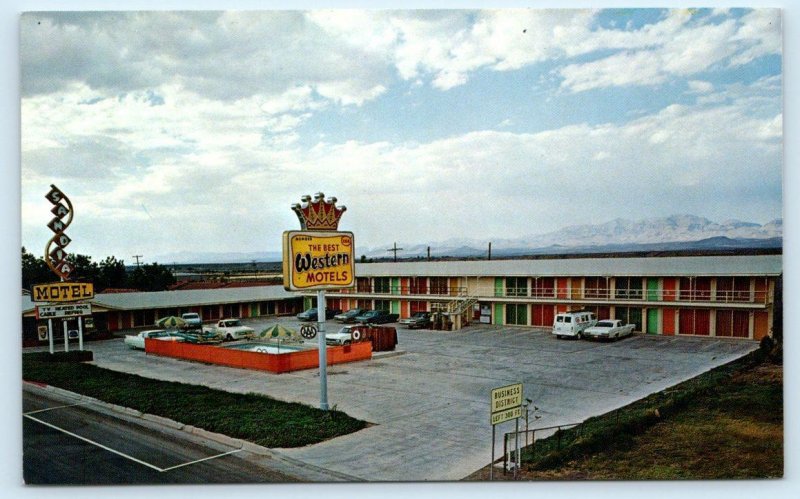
[{"left": 292, "top": 192, "right": 346, "bottom": 231}]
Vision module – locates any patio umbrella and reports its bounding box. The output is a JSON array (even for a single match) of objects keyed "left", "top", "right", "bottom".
[
  {"left": 156, "top": 316, "right": 187, "bottom": 329},
  {"left": 258, "top": 324, "right": 298, "bottom": 340}
]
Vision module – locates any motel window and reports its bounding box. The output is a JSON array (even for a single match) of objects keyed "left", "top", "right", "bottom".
[
  {"left": 357, "top": 278, "right": 370, "bottom": 293},
  {"left": 505, "top": 277, "right": 528, "bottom": 297},
  {"left": 715, "top": 277, "right": 751, "bottom": 302},
  {"left": 584, "top": 277, "right": 609, "bottom": 299},
  {"left": 374, "top": 278, "right": 391, "bottom": 294},
  {"left": 532, "top": 277, "right": 555, "bottom": 298},
  {"left": 374, "top": 300, "right": 390, "bottom": 311},
  {"left": 430, "top": 277, "right": 449, "bottom": 295},
  {"left": 409, "top": 277, "right": 427, "bottom": 294},
  {"left": 679, "top": 277, "right": 712, "bottom": 301},
  {"left": 505, "top": 304, "right": 528, "bottom": 326},
  {"left": 615, "top": 307, "right": 642, "bottom": 331},
  {"left": 715, "top": 310, "right": 750, "bottom": 338},
  {"left": 615, "top": 277, "right": 643, "bottom": 300}
]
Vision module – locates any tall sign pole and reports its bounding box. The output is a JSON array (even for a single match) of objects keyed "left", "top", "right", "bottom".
[
  {"left": 283, "top": 193, "right": 355, "bottom": 411},
  {"left": 33, "top": 185, "right": 94, "bottom": 351}
]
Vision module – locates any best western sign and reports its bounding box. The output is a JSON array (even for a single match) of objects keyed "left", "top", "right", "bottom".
[
  {"left": 32, "top": 282, "right": 95, "bottom": 303},
  {"left": 282, "top": 231, "right": 355, "bottom": 291}
]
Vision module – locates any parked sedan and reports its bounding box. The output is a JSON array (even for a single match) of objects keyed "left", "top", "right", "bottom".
[
  {"left": 354, "top": 310, "right": 399, "bottom": 325},
  {"left": 399, "top": 312, "right": 431, "bottom": 329},
  {"left": 334, "top": 308, "right": 367, "bottom": 323},
  {"left": 124, "top": 329, "right": 183, "bottom": 350},
  {"left": 296, "top": 307, "right": 342, "bottom": 321}
]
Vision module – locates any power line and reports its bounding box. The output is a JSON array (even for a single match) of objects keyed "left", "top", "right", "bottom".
[{"left": 386, "top": 242, "right": 403, "bottom": 262}]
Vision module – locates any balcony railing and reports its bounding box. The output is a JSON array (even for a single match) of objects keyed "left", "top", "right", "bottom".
[{"left": 328, "top": 285, "right": 769, "bottom": 304}]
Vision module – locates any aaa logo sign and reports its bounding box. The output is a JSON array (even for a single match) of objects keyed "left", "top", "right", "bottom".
[{"left": 282, "top": 231, "right": 355, "bottom": 291}]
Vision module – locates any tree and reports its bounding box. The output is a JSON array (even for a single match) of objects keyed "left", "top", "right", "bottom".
[
  {"left": 66, "top": 253, "right": 99, "bottom": 283},
  {"left": 97, "top": 256, "right": 128, "bottom": 291},
  {"left": 21, "top": 247, "right": 52, "bottom": 290},
  {"left": 126, "top": 262, "right": 176, "bottom": 291}
]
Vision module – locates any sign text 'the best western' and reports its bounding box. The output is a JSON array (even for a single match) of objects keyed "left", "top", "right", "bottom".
[{"left": 282, "top": 231, "right": 355, "bottom": 291}]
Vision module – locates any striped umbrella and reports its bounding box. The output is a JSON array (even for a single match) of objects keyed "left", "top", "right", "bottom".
[
  {"left": 156, "top": 316, "right": 187, "bottom": 329},
  {"left": 258, "top": 324, "right": 298, "bottom": 339}
]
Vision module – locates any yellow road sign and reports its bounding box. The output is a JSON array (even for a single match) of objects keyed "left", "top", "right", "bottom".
[
  {"left": 32, "top": 282, "right": 94, "bottom": 303},
  {"left": 490, "top": 383, "right": 523, "bottom": 413},
  {"left": 491, "top": 406, "right": 522, "bottom": 425}
]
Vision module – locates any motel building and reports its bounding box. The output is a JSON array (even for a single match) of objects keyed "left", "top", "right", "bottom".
[
  {"left": 322, "top": 253, "right": 781, "bottom": 340},
  {"left": 22, "top": 253, "right": 781, "bottom": 346}
]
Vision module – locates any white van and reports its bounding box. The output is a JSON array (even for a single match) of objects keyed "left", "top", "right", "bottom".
[{"left": 552, "top": 311, "right": 598, "bottom": 339}]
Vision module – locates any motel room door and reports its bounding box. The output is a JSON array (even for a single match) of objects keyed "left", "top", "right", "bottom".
[{"left": 646, "top": 308, "right": 659, "bottom": 335}]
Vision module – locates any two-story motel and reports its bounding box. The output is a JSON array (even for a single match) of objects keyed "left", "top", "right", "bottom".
[
  {"left": 321, "top": 253, "right": 781, "bottom": 340},
  {"left": 22, "top": 253, "right": 781, "bottom": 345}
]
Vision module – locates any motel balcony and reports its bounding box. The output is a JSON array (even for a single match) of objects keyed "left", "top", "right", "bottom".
[{"left": 324, "top": 285, "right": 772, "bottom": 310}]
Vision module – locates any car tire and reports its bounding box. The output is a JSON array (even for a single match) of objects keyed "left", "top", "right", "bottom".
[
  {"left": 343, "top": 341, "right": 351, "bottom": 346},
  {"left": 226, "top": 334, "right": 233, "bottom": 341}
]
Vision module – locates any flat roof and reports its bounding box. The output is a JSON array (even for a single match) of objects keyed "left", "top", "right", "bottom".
[
  {"left": 354, "top": 254, "right": 783, "bottom": 278},
  {"left": 22, "top": 285, "right": 300, "bottom": 314}
]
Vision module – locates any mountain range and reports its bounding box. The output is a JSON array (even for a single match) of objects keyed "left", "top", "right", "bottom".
[{"left": 152, "top": 214, "right": 782, "bottom": 264}]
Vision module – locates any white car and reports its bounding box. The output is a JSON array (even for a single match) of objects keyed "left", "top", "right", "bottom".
[
  {"left": 325, "top": 325, "right": 363, "bottom": 346},
  {"left": 582, "top": 320, "right": 636, "bottom": 340},
  {"left": 124, "top": 329, "right": 183, "bottom": 349},
  {"left": 205, "top": 318, "right": 255, "bottom": 341}
]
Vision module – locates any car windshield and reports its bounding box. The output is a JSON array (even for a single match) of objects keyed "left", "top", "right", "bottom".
[
  {"left": 226, "top": 320, "right": 241, "bottom": 326},
  {"left": 596, "top": 321, "right": 614, "bottom": 327},
  {"left": 335, "top": 327, "right": 351, "bottom": 335},
  {"left": 346, "top": 309, "right": 360, "bottom": 315},
  {"left": 183, "top": 314, "right": 199, "bottom": 319}
]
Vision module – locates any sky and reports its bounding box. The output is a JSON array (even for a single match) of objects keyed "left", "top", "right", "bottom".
[{"left": 19, "top": 6, "right": 783, "bottom": 263}]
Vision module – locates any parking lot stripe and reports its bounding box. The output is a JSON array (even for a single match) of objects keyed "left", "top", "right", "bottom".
[
  {"left": 24, "top": 414, "right": 165, "bottom": 472},
  {"left": 24, "top": 401, "right": 91, "bottom": 416},
  {"left": 160, "top": 449, "right": 243, "bottom": 472}
]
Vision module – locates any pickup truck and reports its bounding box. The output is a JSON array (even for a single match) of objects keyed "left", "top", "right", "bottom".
[
  {"left": 203, "top": 318, "right": 255, "bottom": 341},
  {"left": 582, "top": 320, "right": 635, "bottom": 340},
  {"left": 354, "top": 310, "right": 399, "bottom": 325}
]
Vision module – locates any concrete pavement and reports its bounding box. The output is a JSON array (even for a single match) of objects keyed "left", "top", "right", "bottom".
[{"left": 41, "top": 321, "right": 757, "bottom": 481}]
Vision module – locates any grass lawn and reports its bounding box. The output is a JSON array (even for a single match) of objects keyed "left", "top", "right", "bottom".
[
  {"left": 23, "top": 352, "right": 368, "bottom": 448},
  {"left": 468, "top": 351, "right": 782, "bottom": 480}
]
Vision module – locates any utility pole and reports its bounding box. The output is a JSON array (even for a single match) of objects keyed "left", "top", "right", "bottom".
[
  {"left": 488, "top": 242, "right": 492, "bottom": 261},
  {"left": 386, "top": 242, "right": 403, "bottom": 262},
  {"left": 132, "top": 255, "right": 143, "bottom": 268},
  {"left": 427, "top": 246, "right": 431, "bottom": 261}
]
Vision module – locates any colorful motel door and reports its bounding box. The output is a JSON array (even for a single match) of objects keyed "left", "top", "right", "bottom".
[
  {"left": 646, "top": 308, "right": 659, "bottom": 335},
  {"left": 646, "top": 278, "right": 660, "bottom": 301}
]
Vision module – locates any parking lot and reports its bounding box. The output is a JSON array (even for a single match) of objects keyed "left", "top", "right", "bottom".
[{"left": 61, "top": 319, "right": 757, "bottom": 481}]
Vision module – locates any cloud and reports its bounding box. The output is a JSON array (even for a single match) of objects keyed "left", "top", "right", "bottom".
[
  {"left": 556, "top": 10, "right": 780, "bottom": 93},
  {"left": 687, "top": 80, "right": 714, "bottom": 93},
  {"left": 19, "top": 10, "right": 782, "bottom": 260}
]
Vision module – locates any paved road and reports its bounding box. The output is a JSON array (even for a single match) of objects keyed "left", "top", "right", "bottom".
[{"left": 23, "top": 391, "right": 300, "bottom": 484}]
